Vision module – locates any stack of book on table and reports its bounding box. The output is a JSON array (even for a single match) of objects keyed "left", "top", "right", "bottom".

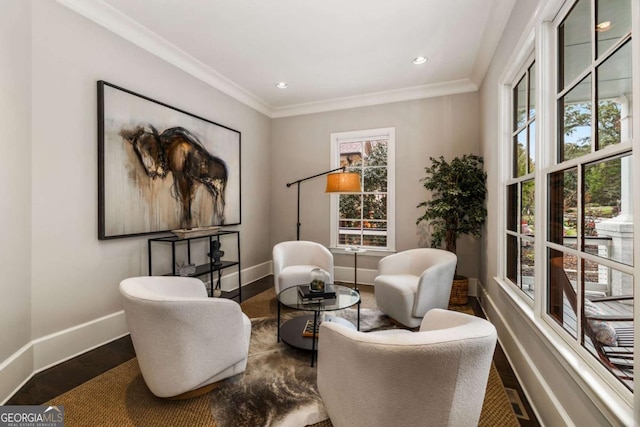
[
  {"left": 302, "top": 315, "right": 339, "bottom": 337},
  {"left": 297, "top": 284, "right": 336, "bottom": 304},
  {"left": 302, "top": 319, "right": 320, "bottom": 337}
]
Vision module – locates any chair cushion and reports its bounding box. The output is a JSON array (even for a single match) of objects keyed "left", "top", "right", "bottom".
[
  {"left": 584, "top": 299, "right": 618, "bottom": 346},
  {"left": 374, "top": 274, "right": 421, "bottom": 327},
  {"left": 374, "top": 274, "right": 419, "bottom": 294}
]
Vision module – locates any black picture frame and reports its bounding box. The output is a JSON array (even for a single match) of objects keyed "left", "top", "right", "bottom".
[{"left": 98, "top": 81, "right": 241, "bottom": 240}]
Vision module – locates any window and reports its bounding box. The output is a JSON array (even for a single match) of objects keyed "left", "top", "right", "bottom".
[
  {"left": 330, "top": 128, "right": 395, "bottom": 251},
  {"left": 548, "top": 0, "right": 633, "bottom": 390},
  {"left": 506, "top": 60, "right": 536, "bottom": 300}
]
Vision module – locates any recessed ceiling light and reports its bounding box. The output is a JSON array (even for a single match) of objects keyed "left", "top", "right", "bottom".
[
  {"left": 596, "top": 21, "right": 612, "bottom": 32},
  {"left": 276, "top": 82, "right": 289, "bottom": 89},
  {"left": 412, "top": 56, "right": 428, "bottom": 65}
]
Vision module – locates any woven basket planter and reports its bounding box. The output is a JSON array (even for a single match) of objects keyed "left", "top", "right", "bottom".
[{"left": 449, "top": 275, "right": 469, "bottom": 305}]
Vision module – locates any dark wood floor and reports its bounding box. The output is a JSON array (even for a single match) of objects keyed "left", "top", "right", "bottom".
[{"left": 6, "top": 277, "right": 539, "bottom": 426}]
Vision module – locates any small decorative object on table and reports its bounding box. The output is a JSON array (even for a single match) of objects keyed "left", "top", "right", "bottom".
[
  {"left": 310, "top": 268, "right": 330, "bottom": 292},
  {"left": 176, "top": 262, "right": 196, "bottom": 277},
  {"left": 208, "top": 240, "right": 225, "bottom": 267}
]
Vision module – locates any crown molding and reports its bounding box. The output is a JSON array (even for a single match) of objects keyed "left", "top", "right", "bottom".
[
  {"left": 270, "top": 79, "right": 478, "bottom": 118},
  {"left": 55, "top": 0, "right": 273, "bottom": 117},
  {"left": 470, "top": 0, "right": 517, "bottom": 87},
  {"left": 56, "top": 0, "right": 480, "bottom": 119}
]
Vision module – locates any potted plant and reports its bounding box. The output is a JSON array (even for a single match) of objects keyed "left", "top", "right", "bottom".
[{"left": 416, "top": 154, "right": 487, "bottom": 304}]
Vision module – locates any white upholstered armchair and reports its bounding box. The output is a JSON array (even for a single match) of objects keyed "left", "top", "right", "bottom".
[
  {"left": 272, "top": 240, "right": 334, "bottom": 294},
  {"left": 317, "top": 309, "right": 497, "bottom": 427},
  {"left": 374, "top": 248, "right": 457, "bottom": 327},
  {"left": 119, "top": 276, "right": 251, "bottom": 398}
]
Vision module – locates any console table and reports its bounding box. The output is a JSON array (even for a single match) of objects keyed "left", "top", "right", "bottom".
[{"left": 147, "top": 230, "right": 241, "bottom": 301}]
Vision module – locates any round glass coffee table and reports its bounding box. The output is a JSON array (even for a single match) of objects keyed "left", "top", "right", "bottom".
[{"left": 277, "top": 284, "right": 360, "bottom": 366}]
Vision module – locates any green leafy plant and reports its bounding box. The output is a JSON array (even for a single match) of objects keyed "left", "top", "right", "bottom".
[{"left": 416, "top": 154, "right": 487, "bottom": 255}]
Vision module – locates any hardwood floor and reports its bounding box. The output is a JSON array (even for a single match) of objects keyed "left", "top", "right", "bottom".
[
  {"left": 6, "top": 333, "right": 135, "bottom": 405},
  {"left": 6, "top": 277, "right": 540, "bottom": 426}
]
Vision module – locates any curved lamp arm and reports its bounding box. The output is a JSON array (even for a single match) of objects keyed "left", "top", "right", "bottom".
[{"left": 286, "top": 166, "right": 346, "bottom": 240}]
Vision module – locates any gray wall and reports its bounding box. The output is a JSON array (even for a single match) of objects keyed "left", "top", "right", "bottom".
[
  {"left": 30, "top": 0, "right": 271, "bottom": 338},
  {"left": 1, "top": 0, "right": 272, "bottom": 401},
  {"left": 0, "top": 0, "right": 32, "bottom": 377},
  {"left": 271, "top": 94, "right": 481, "bottom": 278}
]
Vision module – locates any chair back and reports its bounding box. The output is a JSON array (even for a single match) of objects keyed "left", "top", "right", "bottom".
[
  {"left": 272, "top": 241, "right": 334, "bottom": 293},
  {"left": 378, "top": 248, "right": 456, "bottom": 277},
  {"left": 414, "top": 249, "right": 457, "bottom": 315},
  {"left": 317, "top": 309, "right": 496, "bottom": 427},
  {"left": 119, "top": 276, "right": 249, "bottom": 397}
]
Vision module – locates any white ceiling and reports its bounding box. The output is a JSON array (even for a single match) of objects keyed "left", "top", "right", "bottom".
[{"left": 58, "top": 0, "right": 516, "bottom": 117}]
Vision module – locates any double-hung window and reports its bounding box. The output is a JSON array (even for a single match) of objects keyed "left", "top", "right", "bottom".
[
  {"left": 506, "top": 59, "right": 537, "bottom": 300},
  {"left": 547, "top": 0, "right": 634, "bottom": 390},
  {"left": 329, "top": 128, "right": 395, "bottom": 251}
]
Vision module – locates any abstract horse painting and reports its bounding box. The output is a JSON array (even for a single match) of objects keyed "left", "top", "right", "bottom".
[
  {"left": 98, "top": 81, "right": 240, "bottom": 239},
  {"left": 121, "top": 125, "right": 228, "bottom": 229}
]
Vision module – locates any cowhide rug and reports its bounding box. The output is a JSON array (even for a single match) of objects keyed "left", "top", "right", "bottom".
[{"left": 209, "top": 308, "right": 395, "bottom": 427}]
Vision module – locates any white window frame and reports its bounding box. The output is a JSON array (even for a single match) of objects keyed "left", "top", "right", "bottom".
[
  {"left": 329, "top": 127, "right": 396, "bottom": 253},
  {"left": 498, "top": 30, "right": 538, "bottom": 309},
  {"left": 495, "top": 0, "right": 638, "bottom": 419},
  {"left": 505, "top": 53, "right": 537, "bottom": 302},
  {"left": 541, "top": 0, "right": 636, "bottom": 399}
]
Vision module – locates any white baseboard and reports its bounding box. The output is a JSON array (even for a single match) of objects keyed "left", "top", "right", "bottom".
[
  {"left": 0, "top": 262, "right": 272, "bottom": 405},
  {"left": 468, "top": 277, "right": 478, "bottom": 297},
  {"left": 0, "top": 343, "right": 34, "bottom": 406},
  {"left": 334, "top": 265, "right": 377, "bottom": 285},
  {"left": 1, "top": 311, "right": 129, "bottom": 405},
  {"left": 204, "top": 261, "right": 271, "bottom": 292}
]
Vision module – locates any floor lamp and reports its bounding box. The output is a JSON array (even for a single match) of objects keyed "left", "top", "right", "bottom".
[{"left": 286, "top": 166, "right": 361, "bottom": 240}]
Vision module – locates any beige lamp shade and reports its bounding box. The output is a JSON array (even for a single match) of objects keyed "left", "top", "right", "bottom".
[{"left": 325, "top": 172, "right": 361, "bottom": 193}]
